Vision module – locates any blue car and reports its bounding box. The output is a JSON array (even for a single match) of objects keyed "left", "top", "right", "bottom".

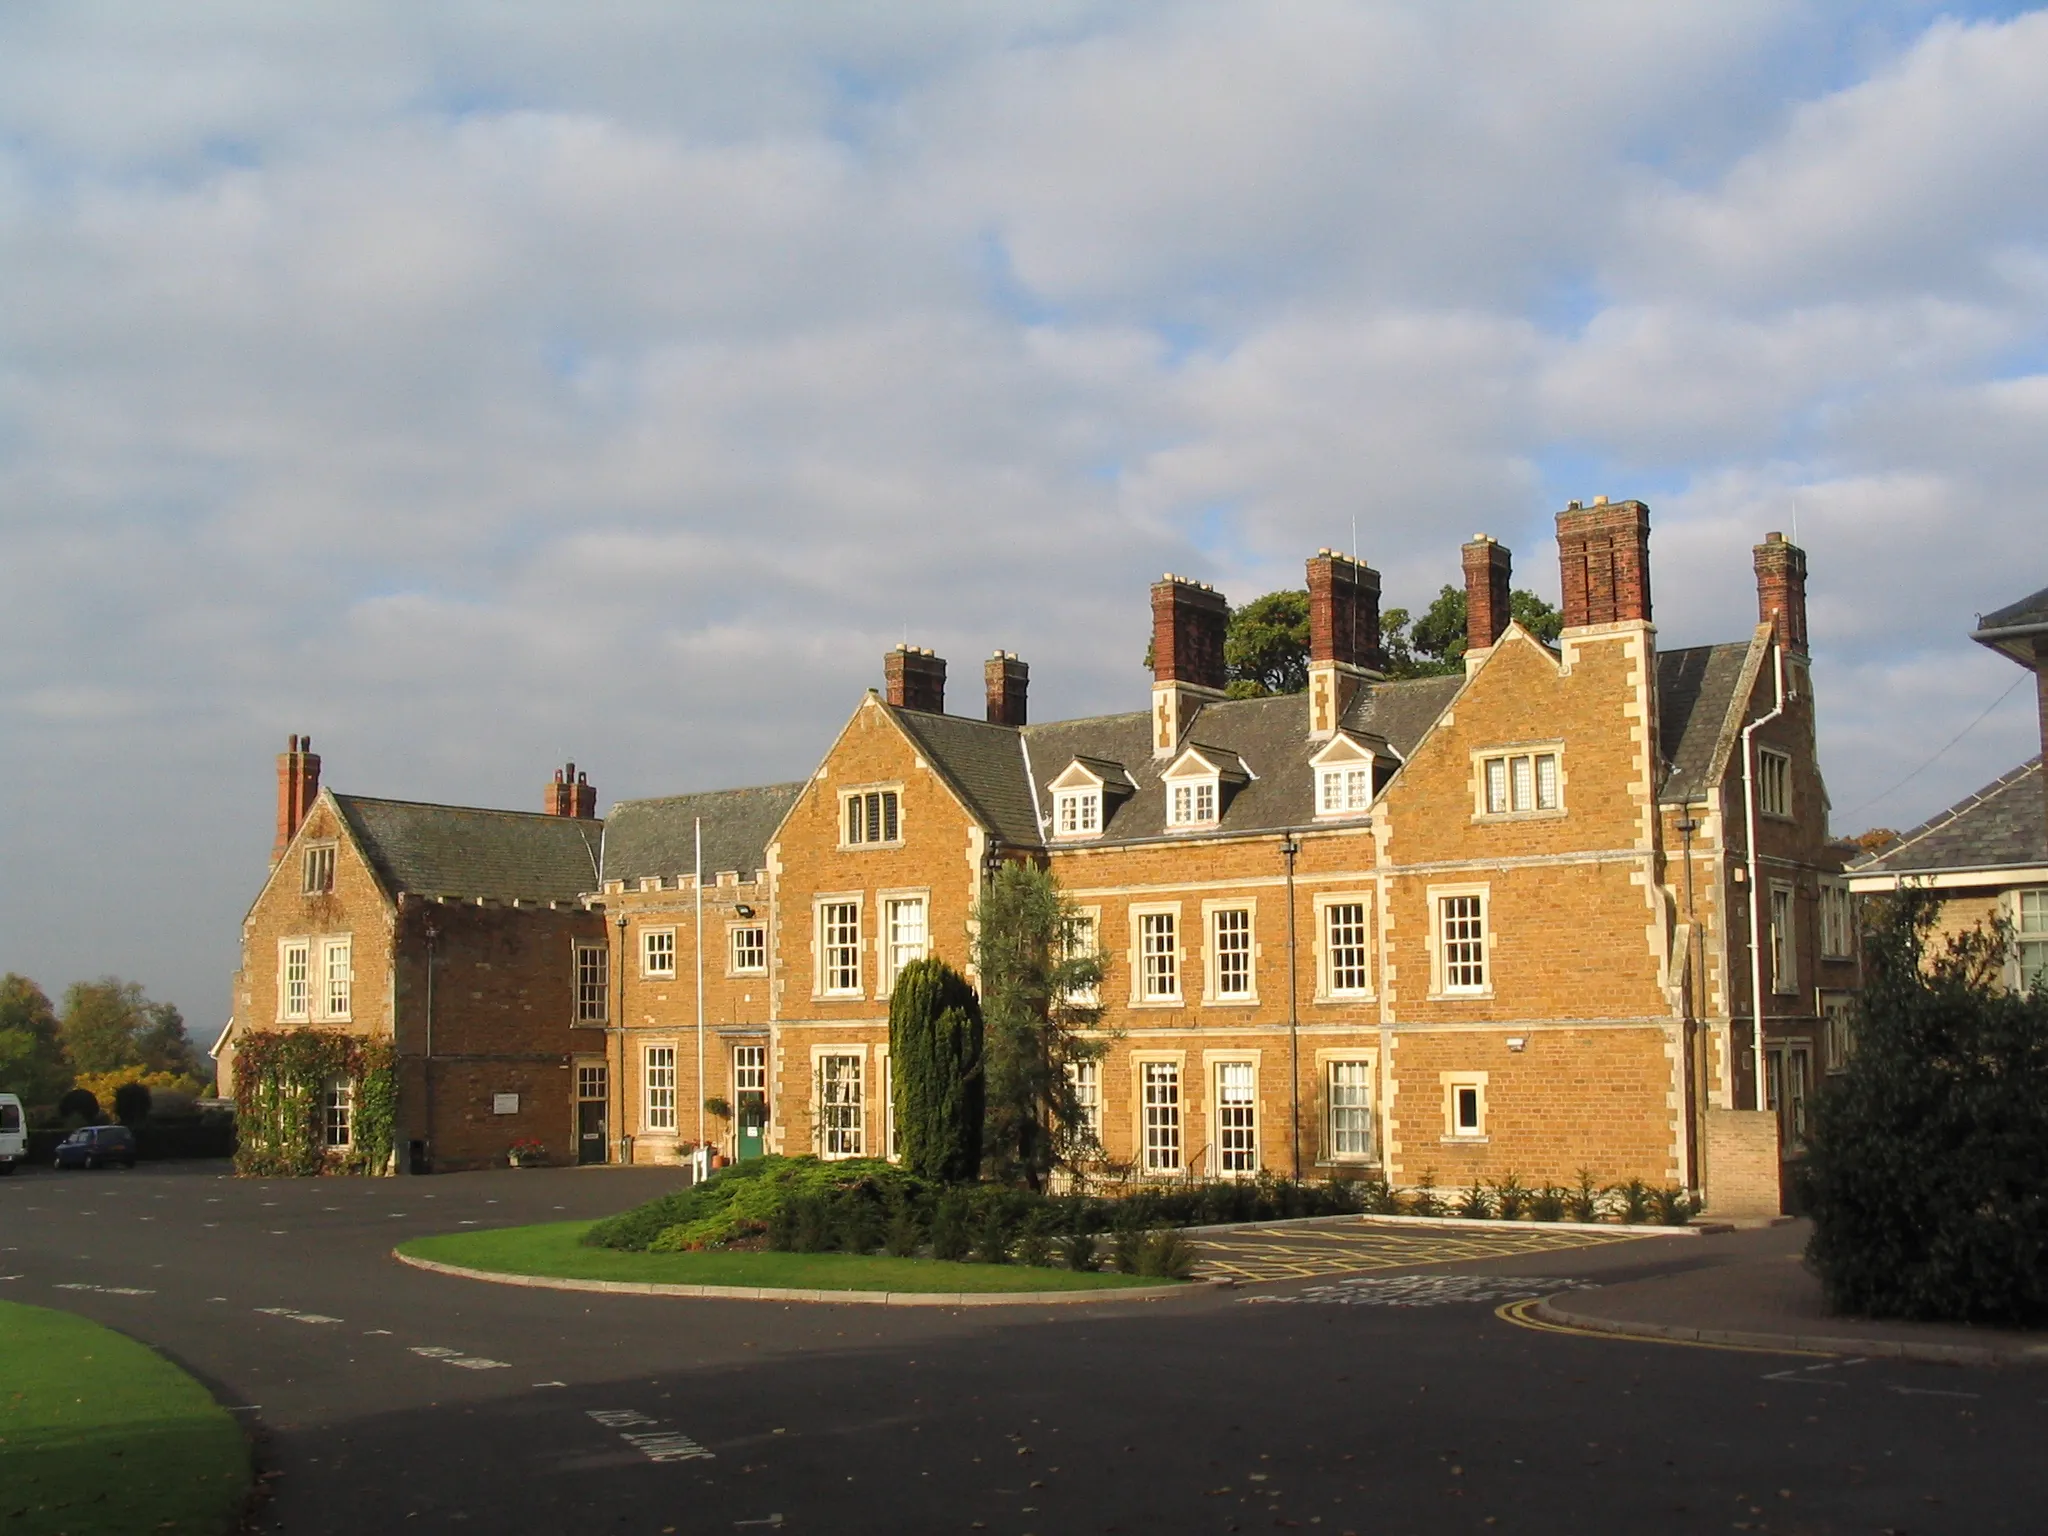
[{"left": 53, "top": 1125, "right": 138, "bottom": 1170}]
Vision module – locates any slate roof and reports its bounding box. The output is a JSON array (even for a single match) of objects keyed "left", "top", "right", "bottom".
[
  {"left": 332, "top": 794, "right": 604, "bottom": 904},
  {"left": 1848, "top": 758, "right": 2046, "bottom": 876},
  {"left": 1972, "top": 586, "right": 2048, "bottom": 668},
  {"left": 602, "top": 782, "right": 806, "bottom": 884},
  {"left": 886, "top": 706, "right": 1046, "bottom": 848},
  {"left": 1656, "top": 642, "right": 1755, "bottom": 803}
]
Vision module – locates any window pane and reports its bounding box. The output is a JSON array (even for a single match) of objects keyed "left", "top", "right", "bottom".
[
  {"left": 1195, "top": 782, "right": 1215, "bottom": 821},
  {"left": 1485, "top": 758, "right": 1507, "bottom": 814},
  {"left": 1216, "top": 1062, "right": 1257, "bottom": 1173},
  {"left": 645, "top": 1047, "right": 677, "bottom": 1131},
  {"left": 1440, "top": 896, "right": 1485, "bottom": 991},
  {"left": 1213, "top": 908, "right": 1252, "bottom": 997},
  {"left": 1141, "top": 1062, "right": 1180, "bottom": 1172},
  {"left": 822, "top": 903, "right": 861, "bottom": 993},
  {"left": 1326, "top": 902, "right": 1370, "bottom": 994},
  {"left": 577, "top": 1064, "right": 607, "bottom": 1100},
  {"left": 887, "top": 898, "right": 927, "bottom": 985},
  {"left": 1140, "top": 912, "right": 1178, "bottom": 999},
  {"left": 1066, "top": 1060, "right": 1101, "bottom": 1146},
  {"left": 1510, "top": 755, "right": 1534, "bottom": 812},
  {"left": 733, "top": 1045, "right": 766, "bottom": 1096},
  {"left": 1346, "top": 768, "right": 1370, "bottom": 809},
  {"left": 324, "top": 941, "right": 351, "bottom": 1017},
  {"left": 576, "top": 944, "right": 609, "bottom": 1021},
  {"left": 283, "top": 943, "right": 309, "bottom": 1019},
  {"left": 1455, "top": 1085, "right": 1480, "bottom": 1132},
  {"left": 1329, "top": 1061, "right": 1373, "bottom": 1157},
  {"left": 1534, "top": 754, "right": 1558, "bottom": 810},
  {"left": 819, "top": 1054, "right": 863, "bottom": 1157}
]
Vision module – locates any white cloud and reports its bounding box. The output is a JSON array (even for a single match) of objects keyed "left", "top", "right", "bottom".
[{"left": 0, "top": 3, "right": 2044, "bottom": 1028}]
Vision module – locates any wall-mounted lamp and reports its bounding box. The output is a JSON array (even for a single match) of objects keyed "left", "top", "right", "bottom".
[
  {"left": 734, "top": 903, "right": 755, "bottom": 919},
  {"left": 1505, "top": 1036, "right": 1527, "bottom": 1052}
]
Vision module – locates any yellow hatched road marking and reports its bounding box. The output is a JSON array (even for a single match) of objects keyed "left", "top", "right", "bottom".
[
  {"left": 1192, "top": 1222, "right": 1634, "bottom": 1283},
  {"left": 1494, "top": 1297, "right": 1838, "bottom": 1357}
]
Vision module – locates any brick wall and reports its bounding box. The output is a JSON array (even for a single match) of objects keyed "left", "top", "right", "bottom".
[{"left": 1703, "top": 1107, "right": 1782, "bottom": 1216}]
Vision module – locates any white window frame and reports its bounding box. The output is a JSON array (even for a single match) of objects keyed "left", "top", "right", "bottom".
[
  {"left": 1203, "top": 901, "right": 1257, "bottom": 1005},
  {"left": 643, "top": 1044, "right": 677, "bottom": 1133},
  {"left": 732, "top": 1044, "right": 767, "bottom": 1100},
  {"left": 279, "top": 939, "right": 311, "bottom": 1022},
  {"left": 1474, "top": 745, "right": 1564, "bottom": 819},
  {"left": 2014, "top": 889, "right": 2047, "bottom": 992},
  {"left": 1211, "top": 1057, "right": 1259, "bottom": 1178},
  {"left": 1819, "top": 881, "right": 1855, "bottom": 960},
  {"left": 728, "top": 924, "right": 767, "bottom": 976},
  {"left": 320, "top": 937, "right": 352, "bottom": 1021},
  {"left": 814, "top": 1049, "right": 865, "bottom": 1159},
  {"left": 1137, "top": 1057, "right": 1183, "bottom": 1176},
  {"left": 1770, "top": 882, "right": 1796, "bottom": 995},
  {"left": 880, "top": 891, "right": 930, "bottom": 995},
  {"left": 1428, "top": 885, "right": 1490, "bottom": 998},
  {"left": 302, "top": 843, "right": 336, "bottom": 895},
  {"left": 1442, "top": 1071, "right": 1488, "bottom": 1140},
  {"left": 1821, "top": 993, "right": 1854, "bottom": 1074},
  {"left": 1757, "top": 748, "right": 1792, "bottom": 819},
  {"left": 1167, "top": 777, "right": 1219, "bottom": 829},
  {"left": 1061, "top": 907, "right": 1102, "bottom": 1008},
  {"left": 1317, "top": 764, "right": 1373, "bottom": 817},
  {"left": 815, "top": 895, "right": 864, "bottom": 998},
  {"left": 1130, "top": 904, "right": 1183, "bottom": 1005},
  {"left": 574, "top": 941, "right": 609, "bottom": 1023},
  {"left": 1313, "top": 894, "right": 1374, "bottom": 1001},
  {"left": 641, "top": 927, "right": 677, "bottom": 979},
  {"left": 1065, "top": 1059, "right": 1102, "bottom": 1151},
  {"left": 1053, "top": 788, "right": 1102, "bottom": 838},
  {"left": 840, "top": 787, "right": 903, "bottom": 848},
  {"left": 1324, "top": 1057, "right": 1375, "bottom": 1162},
  {"left": 323, "top": 1079, "right": 353, "bottom": 1149}
]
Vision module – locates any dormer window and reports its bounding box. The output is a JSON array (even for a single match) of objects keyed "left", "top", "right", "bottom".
[
  {"left": 1160, "top": 744, "right": 1246, "bottom": 832},
  {"left": 1169, "top": 780, "right": 1217, "bottom": 826},
  {"left": 1308, "top": 732, "right": 1387, "bottom": 820},
  {"left": 1055, "top": 789, "right": 1100, "bottom": 836},
  {"left": 1047, "top": 756, "right": 1133, "bottom": 840}
]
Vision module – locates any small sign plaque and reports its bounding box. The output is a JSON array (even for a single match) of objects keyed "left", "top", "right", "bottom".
[{"left": 492, "top": 1093, "right": 519, "bottom": 1115}]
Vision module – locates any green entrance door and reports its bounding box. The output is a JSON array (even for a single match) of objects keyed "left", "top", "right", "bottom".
[{"left": 736, "top": 1096, "right": 767, "bottom": 1161}]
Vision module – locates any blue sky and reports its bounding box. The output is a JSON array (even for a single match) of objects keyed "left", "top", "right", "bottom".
[{"left": 2, "top": 3, "right": 2045, "bottom": 1033}]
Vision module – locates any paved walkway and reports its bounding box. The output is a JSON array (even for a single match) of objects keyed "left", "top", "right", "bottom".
[{"left": 1190, "top": 1215, "right": 1636, "bottom": 1282}]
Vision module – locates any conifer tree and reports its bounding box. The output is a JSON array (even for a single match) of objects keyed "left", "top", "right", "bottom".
[{"left": 887, "top": 957, "right": 984, "bottom": 1183}]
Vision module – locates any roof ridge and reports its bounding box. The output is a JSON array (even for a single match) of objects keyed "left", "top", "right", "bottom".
[
  {"left": 332, "top": 791, "right": 603, "bottom": 824},
  {"left": 610, "top": 781, "right": 807, "bottom": 810}
]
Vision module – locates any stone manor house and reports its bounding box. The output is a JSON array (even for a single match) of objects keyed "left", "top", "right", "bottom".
[{"left": 222, "top": 500, "right": 1855, "bottom": 1212}]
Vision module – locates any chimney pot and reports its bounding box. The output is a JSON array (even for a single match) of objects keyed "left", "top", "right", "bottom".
[
  {"left": 1463, "top": 536, "right": 1515, "bottom": 652},
  {"left": 1556, "top": 498, "right": 1653, "bottom": 629}
]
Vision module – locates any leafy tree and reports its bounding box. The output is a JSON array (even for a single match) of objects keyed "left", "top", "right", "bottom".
[
  {"left": 59, "top": 979, "right": 204, "bottom": 1079},
  {"left": 1223, "top": 590, "right": 1311, "bottom": 698},
  {"left": 1800, "top": 895, "right": 2048, "bottom": 1325},
  {"left": 887, "top": 958, "right": 984, "bottom": 1184},
  {"left": 0, "top": 973, "right": 71, "bottom": 1105},
  {"left": 1382, "top": 585, "right": 1563, "bottom": 679},
  {"left": 973, "top": 863, "right": 1105, "bottom": 1191}
]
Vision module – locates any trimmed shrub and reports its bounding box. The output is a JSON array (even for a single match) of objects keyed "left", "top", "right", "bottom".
[
  {"left": 973, "top": 1205, "right": 1011, "bottom": 1264},
  {"left": 1652, "top": 1186, "right": 1697, "bottom": 1226},
  {"left": 1494, "top": 1174, "right": 1528, "bottom": 1220},
  {"left": 1530, "top": 1184, "right": 1567, "bottom": 1222},
  {"left": 1138, "top": 1229, "right": 1198, "bottom": 1280},
  {"left": 1408, "top": 1171, "right": 1444, "bottom": 1218},
  {"left": 1800, "top": 898, "right": 2048, "bottom": 1325},
  {"left": 1458, "top": 1181, "right": 1493, "bottom": 1219},
  {"left": 929, "top": 1191, "right": 973, "bottom": 1261},
  {"left": 1610, "top": 1178, "right": 1653, "bottom": 1226},
  {"left": 1061, "top": 1231, "right": 1100, "bottom": 1272},
  {"left": 888, "top": 958, "right": 984, "bottom": 1184},
  {"left": 112, "top": 1081, "right": 152, "bottom": 1126},
  {"left": 883, "top": 1203, "right": 924, "bottom": 1258},
  {"left": 1568, "top": 1169, "right": 1601, "bottom": 1224},
  {"left": 56, "top": 1087, "right": 100, "bottom": 1124}
]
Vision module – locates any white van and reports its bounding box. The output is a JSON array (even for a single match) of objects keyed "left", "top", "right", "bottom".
[{"left": 0, "top": 1093, "right": 25, "bottom": 1174}]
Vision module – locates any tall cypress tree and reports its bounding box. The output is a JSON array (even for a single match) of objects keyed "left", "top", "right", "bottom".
[{"left": 888, "top": 957, "right": 984, "bottom": 1183}]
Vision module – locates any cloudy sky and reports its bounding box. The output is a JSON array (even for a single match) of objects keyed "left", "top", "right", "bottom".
[{"left": 4, "top": 2, "right": 2046, "bottom": 1036}]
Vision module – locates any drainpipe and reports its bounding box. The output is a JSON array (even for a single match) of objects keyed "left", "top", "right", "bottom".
[
  {"left": 1280, "top": 832, "right": 1302, "bottom": 1181},
  {"left": 1675, "top": 814, "right": 1700, "bottom": 1191},
  {"left": 422, "top": 916, "right": 437, "bottom": 1173},
  {"left": 1740, "top": 645, "right": 1788, "bottom": 1113},
  {"left": 695, "top": 818, "right": 706, "bottom": 1177},
  {"left": 614, "top": 911, "right": 628, "bottom": 1164}
]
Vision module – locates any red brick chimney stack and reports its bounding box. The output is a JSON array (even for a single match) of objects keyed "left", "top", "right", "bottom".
[
  {"left": 1556, "top": 496, "right": 1653, "bottom": 629},
  {"left": 273, "top": 733, "right": 321, "bottom": 863},
  {"left": 1752, "top": 532, "right": 1809, "bottom": 655},
  {"left": 884, "top": 645, "right": 947, "bottom": 713},
  {"left": 546, "top": 762, "right": 598, "bottom": 818},
  {"left": 985, "top": 651, "right": 1029, "bottom": 727},
  {"left": 1150, "top": 576, "right": 1229, "bottom": 692},
  {"left": 1462, "top": 535, "right": 1514, "bottom": 652},
  {"left": 1306, "top": 550, "right": 1383, "bottom": 672}
]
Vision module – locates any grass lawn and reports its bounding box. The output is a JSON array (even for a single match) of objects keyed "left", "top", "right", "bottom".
[
  {"left": 400, "top": 1221, "right": 1169, "bottom": 1293},
  {"left": 0, "top": 1300, "right": 250, "bottom": 1536}
]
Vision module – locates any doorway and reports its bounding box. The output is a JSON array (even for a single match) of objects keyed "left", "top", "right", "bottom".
[
  {"left": 733, "top": 1045, "right": 767, "bottom": 1162},
  {"left": 577, "top": 1063, "right": 608, "bottom": 1166}
]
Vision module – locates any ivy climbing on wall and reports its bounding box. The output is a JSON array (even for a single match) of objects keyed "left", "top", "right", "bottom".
[{"left": 232, "top": 1029, "right": 396, "bottom": 1177}]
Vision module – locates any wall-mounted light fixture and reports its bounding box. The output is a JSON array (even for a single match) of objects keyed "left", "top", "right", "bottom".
[
  {"left": 1506, "top": 1036, "right": 1527, "bottom": 1052},
  {"left": 734, "top": 903, "right": 755, "bottom": 918}
]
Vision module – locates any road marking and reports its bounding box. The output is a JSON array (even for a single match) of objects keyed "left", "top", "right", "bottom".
[
  {"left": 411, "top": 1345, "right": 511, "bottom": 1370},
  {"left": 533, "top": 1380, "right": 566, "bottom": 1387},
  {"left": 734, "top": 1517, "right": 785, "bottom": 1528},
  {"left": 256, "top": 1307, "right": 343, "bottom": 1324},
  {"left": 1495, "top": 1298, "right": 1836, "bottom": 1356},
  {"left": 363, "top": 1328, "right": 392, "bottom": 1335},
  {"left": 587, "top": 1409, "right": 714, "bottom": 1463},
  {"left": 1247, "top": 1274, "right": 1596, "bottom": 1308},
  {"left": 54, "top": 1282, "right": 154, "bottom": 1296},
  {"left": 1890, "top": 1385, "right": 1980, "bottom": 1399}
]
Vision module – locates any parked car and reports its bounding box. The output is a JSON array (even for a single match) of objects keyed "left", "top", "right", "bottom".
[
  {"left": 0, "top": 1094, "right": 24, "bottom": 1174},
  {"left": 53, "top": 1125, "right": 138, "bottom": 1170}
]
